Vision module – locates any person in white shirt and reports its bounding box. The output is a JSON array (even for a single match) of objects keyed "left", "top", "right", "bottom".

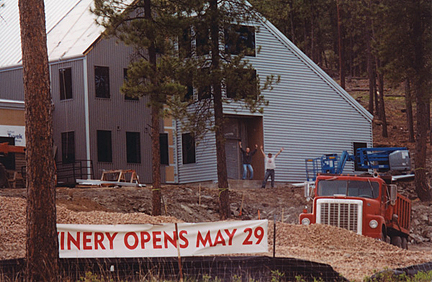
[{"left": 260, "top": 145, "right": 284, "bottom": 188}]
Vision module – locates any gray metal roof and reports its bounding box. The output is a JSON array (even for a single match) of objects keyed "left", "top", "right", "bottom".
[{"left": 0, "top": 0, "right": 103, "bottom": 69}]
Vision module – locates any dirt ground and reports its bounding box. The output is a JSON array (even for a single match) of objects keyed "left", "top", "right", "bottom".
[{"left": 1, "top": 184, "right": 432, "bottom": 281}]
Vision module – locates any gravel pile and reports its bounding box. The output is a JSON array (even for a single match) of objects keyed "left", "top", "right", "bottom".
[{"left": 1, "top": 196, "right": 432, "bottom": 281}]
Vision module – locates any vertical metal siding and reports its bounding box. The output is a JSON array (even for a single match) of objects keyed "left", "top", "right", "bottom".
[
  {"left": 177, "top": 18, "right": 372, "bottom": 184},
  {"left": 176, "top": 124, "right": 218, "bottom": 184},
  {"left": 50, "top": 59, "right": 88, "bottom": 163},
  {"left": 255, "top": 20, "right": 372, "bottom": 182},
  {"left": 85, "top": 38, "right": 154, "bottom": 182},
  {"left": 0, "top": 69, "right": 24, "bottom": 100}
]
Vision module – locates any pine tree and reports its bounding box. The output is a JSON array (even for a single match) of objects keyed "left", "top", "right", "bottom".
[
  {"left": 93, "top": 0, "right": 187, "bottom": 215},
  {"left": 19, "top": 0, "right": 59, "bottom": 280},
  {"left": 378, "top": 0, "right": 431, "bottom": 201},
  {"left": 168, "top": 0, "right": 278, "bottom": 219}
]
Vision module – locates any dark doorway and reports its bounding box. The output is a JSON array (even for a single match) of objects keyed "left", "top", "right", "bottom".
[{"left": 224, "top": 116, "right": 263, "bottom": 180}]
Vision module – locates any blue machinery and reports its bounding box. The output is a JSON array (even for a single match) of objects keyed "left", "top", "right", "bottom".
[{"left": 305, "top": 147, "right": 411, "bottom": 181}]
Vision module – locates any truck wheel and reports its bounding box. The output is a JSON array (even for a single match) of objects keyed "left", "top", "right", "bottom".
[
  {"left": 391, "top": 236, "right": 402, "bottom": 248},
  {"left": 401, "top": 237, "right": 408, "bottom": 250},
  {"left": 0, "top": 164, "right": 8, "bottom": 188},
  {"left": 381, "top": 227, "right": 388, "bottom": 243}
]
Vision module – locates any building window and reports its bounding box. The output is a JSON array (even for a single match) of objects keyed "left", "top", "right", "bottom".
[
  {"left": 95, "top": 66, "right": 110, "bottom": 98},
  {"left": 182, "top": 133, "right": 196, "bottom": 164},
  {"left": 226, "top": 69, "right": 257, "bottom": 99},
  {"left": 197, "top": 67, "right": 211, "bottom": 100},
  {"left": 179, "top": 28, "right": 192, "bottom": 58},
  {"left": 124, "top": 68, "right": 138, "bottom": 101},
  {"left": 126, "top": 132, "right": 141, "bottom": 164},
  {"left": 59, "top": 68, "right": 72, "bottom": 100},
  {"left": 160, "top": 133, "right": 169, "bottom": 165},
  {"left": 195, "top": 26, "right": 210, "bottom": 56},
  {"left": 224, "top": 25, "right": 256, "bottom": 56},
  {"left": 97, "top": 130, "right": 112, "bottom": 162},
  {"left": 61, "top": 131, "right": 75, "bottom": 164}
]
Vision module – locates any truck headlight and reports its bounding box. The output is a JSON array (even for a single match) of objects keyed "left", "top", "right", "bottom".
[
  {"left": 369, "top": 219, "right": 378, "bottom": 229},
  {"left": 301, "top": 218, "right": 311, "bottom": 225}
]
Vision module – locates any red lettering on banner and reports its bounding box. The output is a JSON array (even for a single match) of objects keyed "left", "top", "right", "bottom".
[
  {"left": 196, "top": 231, "right": 213, "bottom": 247},
  {"left": 105, "top": 232, "right": 117, "bottom": 249},
  {"left": 83, "top": 232, "right": 92, "bottom": 250},
  {"left": 213, "top": 230, "right": 226, "bottom": 246},
  {"left": 225, "top": 229, "right": 236, "bottom": 245},
  {"left": 164, "top": 231, "right": 177, "bottom": 248},
  {"left": 94, "top": 232, "right": 105, "bottom": 250},
  {"left": 58, "top": 232, "right": 65, "bottom": 250},
  {"left": 153, "top": 231, "right": 162, "bottom": 249},
  {"left": 179, "top": 230, "right": 189, "bottom": 248},
  {"left": 67, "top": 232, "right": 80, "bottom": 250},
  {"left": 243, "top": 228, "right": 253, "bottom": 245},
  {"left": 140, "top": 232, "right": 151, "bottom": 249},
  {"left": 124, "top": 232, "right": 139, "bottom": 250}
]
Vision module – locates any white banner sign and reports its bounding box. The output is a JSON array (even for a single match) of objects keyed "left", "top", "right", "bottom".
[
  {"left": 0, "top": 125, "right": 26, "bottom": 146},
  {"left": 57, "top": 220, "right": 268, "bottom": 258}
]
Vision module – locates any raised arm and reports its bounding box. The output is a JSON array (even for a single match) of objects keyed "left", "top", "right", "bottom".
[
  {"left": 275, "top": 147, "right": 284, "bottom": 158},
  {"left": 260, "top": 145, "right": 266, "bottom": 157}
]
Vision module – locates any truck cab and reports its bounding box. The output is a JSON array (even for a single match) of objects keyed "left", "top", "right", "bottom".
[{"left": 299, "top": 174, "right": 411, "bottom": 248}]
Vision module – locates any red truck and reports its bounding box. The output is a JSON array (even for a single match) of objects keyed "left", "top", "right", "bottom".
[{"left": 299, "top": 173, "right": 411, "bottom": 249}]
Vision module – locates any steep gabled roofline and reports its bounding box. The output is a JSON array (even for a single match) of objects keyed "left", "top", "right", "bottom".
[{"left": 258, "top": 17, "right": 373, "bottom": 122}]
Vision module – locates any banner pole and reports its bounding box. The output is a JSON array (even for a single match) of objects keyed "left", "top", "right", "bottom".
[
  {"left": 273, "top": 215, "right": 276, "bottom": 258},
  {"left": 175, "top": 223, "right": 184, "bottom": 282}
]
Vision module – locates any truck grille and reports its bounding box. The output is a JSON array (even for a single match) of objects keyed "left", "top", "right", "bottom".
[{"left": 316, "top": 199, "right": 363, "bottom": 234}]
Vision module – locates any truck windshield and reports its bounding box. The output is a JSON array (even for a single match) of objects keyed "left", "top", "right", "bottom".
[{"left": 317, "top": 179, "right": 380, "bottom": 199}]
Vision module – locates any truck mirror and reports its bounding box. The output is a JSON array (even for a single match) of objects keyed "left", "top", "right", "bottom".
[
  {"left": 389, "top": 184, "right": 397, "bottom": 205},
  {"left": 304, "top": 181, "right": 313, "bottom": 202}
]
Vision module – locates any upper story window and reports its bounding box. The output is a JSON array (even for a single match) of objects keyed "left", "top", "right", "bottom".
[
  {"left": 226, "top": 68, "right": 257, "bottom": 99},
  {"left": 95, "top": 66, "right": 110, "bottom": 98},
  {"left": 224, "top": 25, "right": 256, "bottom": 57},
  {"left": 195, "top": 26, "right": 210, "bottom": 56},
  {"left": 197, "top": 67, "right": 212, "bottom": 100},
  {"left": 178, "top": 28, "right": 192, "bottom": 58},
  {"left": 59, "top": 67, "right": 72, "bottom": 100}
]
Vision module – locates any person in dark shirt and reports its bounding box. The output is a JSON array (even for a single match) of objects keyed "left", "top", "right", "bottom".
[{"left": 239, "top": 142, "right": 258, "bottom": 180}]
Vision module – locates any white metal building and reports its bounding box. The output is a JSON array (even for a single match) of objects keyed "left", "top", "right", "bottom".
[{"left": 0, "top": 0, "right": 372, "bottom": 184}]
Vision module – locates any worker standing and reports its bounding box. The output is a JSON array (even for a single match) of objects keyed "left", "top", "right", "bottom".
[
  {"left": 239, "top": 142, "right": 258, "bottom": 180},
  {"left": 260, "top": 145, "right": 284, "bottom": 188}
]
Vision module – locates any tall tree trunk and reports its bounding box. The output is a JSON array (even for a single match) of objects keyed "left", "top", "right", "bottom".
[
  {"left": 336, "top": 0, "right": 345, "bottom": 89},
  {"left": 19, "top": 0, "right": 59, "bottom": 280},
  {"left": 209, "top": 0, "right": 230, "bottom": 220},
  {"left": 412, "top": 1, "right": 431, "bottom": 201},
  {"left": 414, "top": 90, "right": 431, "bottom": 201},
  {"left": 404, "top": 79, "right": 415, "bottom": 143},
  {"left": 374, "top": 72, "right": 380, "bottom": 119},
  {"left": 376, "top": 66, "right": 388, "bottom": 138},
  {"left": 427, "top": 97, "right": 431, "bottom": 145},
  {"left": 366, "top": 12, "right": 374, "bottom": 115},
  {"left": 145, "top": 0, "right": 162, "bottom": 215}
]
